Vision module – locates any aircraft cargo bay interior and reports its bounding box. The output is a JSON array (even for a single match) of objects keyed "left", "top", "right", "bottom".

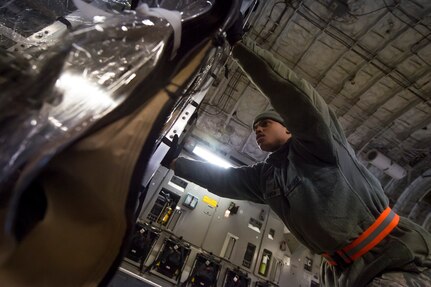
[{"left": 1, "top": 1, "right": 431, "bottom": 286}]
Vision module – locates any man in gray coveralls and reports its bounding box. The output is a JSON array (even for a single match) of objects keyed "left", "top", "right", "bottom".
[{"left": 168, "top": 36, "right": 431, "bottom": 286}]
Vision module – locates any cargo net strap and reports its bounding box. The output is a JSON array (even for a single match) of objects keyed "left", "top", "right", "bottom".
[
  {"left": 72, "top": 0, "right": 181, "bottom": 58},
  {"left": 136, "top": 4, "right": 182, "bottom": 58}
]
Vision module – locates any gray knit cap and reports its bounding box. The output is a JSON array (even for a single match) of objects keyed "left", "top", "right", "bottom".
[{"left": 253, "top": 109, "right": 286, "bottom": 128}]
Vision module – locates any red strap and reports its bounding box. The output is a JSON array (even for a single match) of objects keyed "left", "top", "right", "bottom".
[
  {"left": 348, "top": 212, "right": 399, "bottom": 260},
  {"left": 343, "top": 207, "right": 391, "bottom": 253},
  {"left": 323, "top": 207, "right": 399, "bottom": 266}
]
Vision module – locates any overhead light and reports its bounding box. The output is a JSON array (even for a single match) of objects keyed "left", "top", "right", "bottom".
[{"left": 192, "top": 145, "right": 233, "bottom": 169}]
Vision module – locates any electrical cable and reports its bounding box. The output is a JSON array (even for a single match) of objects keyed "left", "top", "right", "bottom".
[
  {"left": 258, "top": 1, "right": 289, "bottom": 44},
  {"left": 254, "top": 1, "right": 287, "bottom": 41},
  {"left": 347, "top": 4, "right": 396, "bottom": 17},
  {"left": 296, "top": 4, "right": 354, "bottom": 47},
  {"left": 269, "top": 1, "right": 288, "bottom": 19},
  {"left": 302, "top": 0, "right": 431, "bottom": 72},
  {"left": 296, "top": 3, "right": 431, "bottom": 106},
  {"left": 383, "top": 0, "right": 431, "bottom": 42},
  {"left": 281, "top": 0, "right": 431, "bottom": 156},
  {"left": 311, "top": 0, "right": 354, "bottom": 23}
]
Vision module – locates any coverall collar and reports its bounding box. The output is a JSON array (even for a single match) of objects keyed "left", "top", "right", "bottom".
[{"left": 266, "top": 140, "right": 291, "bottom": 168}]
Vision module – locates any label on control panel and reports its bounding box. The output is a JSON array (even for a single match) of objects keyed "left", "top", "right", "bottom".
[{"left": 203, "top": 195, "right": 218, "bottom": 208}]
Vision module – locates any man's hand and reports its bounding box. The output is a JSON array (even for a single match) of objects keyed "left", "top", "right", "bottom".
[{"left": 160, "top": 135, "right": 182, "bottom": 170}]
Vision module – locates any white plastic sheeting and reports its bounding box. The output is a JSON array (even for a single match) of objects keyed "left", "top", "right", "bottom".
[{"left": 0, "top": 0, "right": 215, "bottom": 190}]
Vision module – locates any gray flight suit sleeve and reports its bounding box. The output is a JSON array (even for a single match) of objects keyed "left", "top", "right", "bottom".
[
  {"left": 232, "top": 38, "right": 336, "bottom": 163},
  {"left": 174, "top": 157, "right": 265, "bottom": 204}
]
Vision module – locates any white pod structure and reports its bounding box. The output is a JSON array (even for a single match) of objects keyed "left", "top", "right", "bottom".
[{"left": 366, "top": 150, "right": 407, "bottom": 180}]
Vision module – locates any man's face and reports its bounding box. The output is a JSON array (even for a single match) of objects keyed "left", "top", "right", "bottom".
[{"left": 253, "top": 119, "right": 291, "bottom": 152}]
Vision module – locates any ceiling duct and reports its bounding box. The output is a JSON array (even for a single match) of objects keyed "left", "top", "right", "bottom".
[{"left": 366, "top": 150, "right": 407, "bottom": 180}]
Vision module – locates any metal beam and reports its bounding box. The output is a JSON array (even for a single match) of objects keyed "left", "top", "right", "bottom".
[
  {"left": 356, "top": 97, "right": 423, "bottom": 151},
  {"left": 314, "top": 7, "right": 395, "bottom": 89},
  {"left": 252, "top": 0, "right": 279, "bottom": 41},
  {"left": 345, "top": 70, "right": 431, "bottom": 137},
  {"left": 291, "top": 7, "right": 430, "bottom": 105},
  {"left": 334, "top": 29, "right": 430, "bottom": 115},
  {"left": 292, "top": 8, "right": 334, "bottom": 69},
  {"left": 257, "top": 1, "right": 290, "bottom": 46},
  {"left": 265, "top": 1, "right": 304, "bottom": 49}
]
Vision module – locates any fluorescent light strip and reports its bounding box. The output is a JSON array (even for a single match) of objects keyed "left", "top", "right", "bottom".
[{"left": 192, "top": 145, "right": 233, "bottom": 169}]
